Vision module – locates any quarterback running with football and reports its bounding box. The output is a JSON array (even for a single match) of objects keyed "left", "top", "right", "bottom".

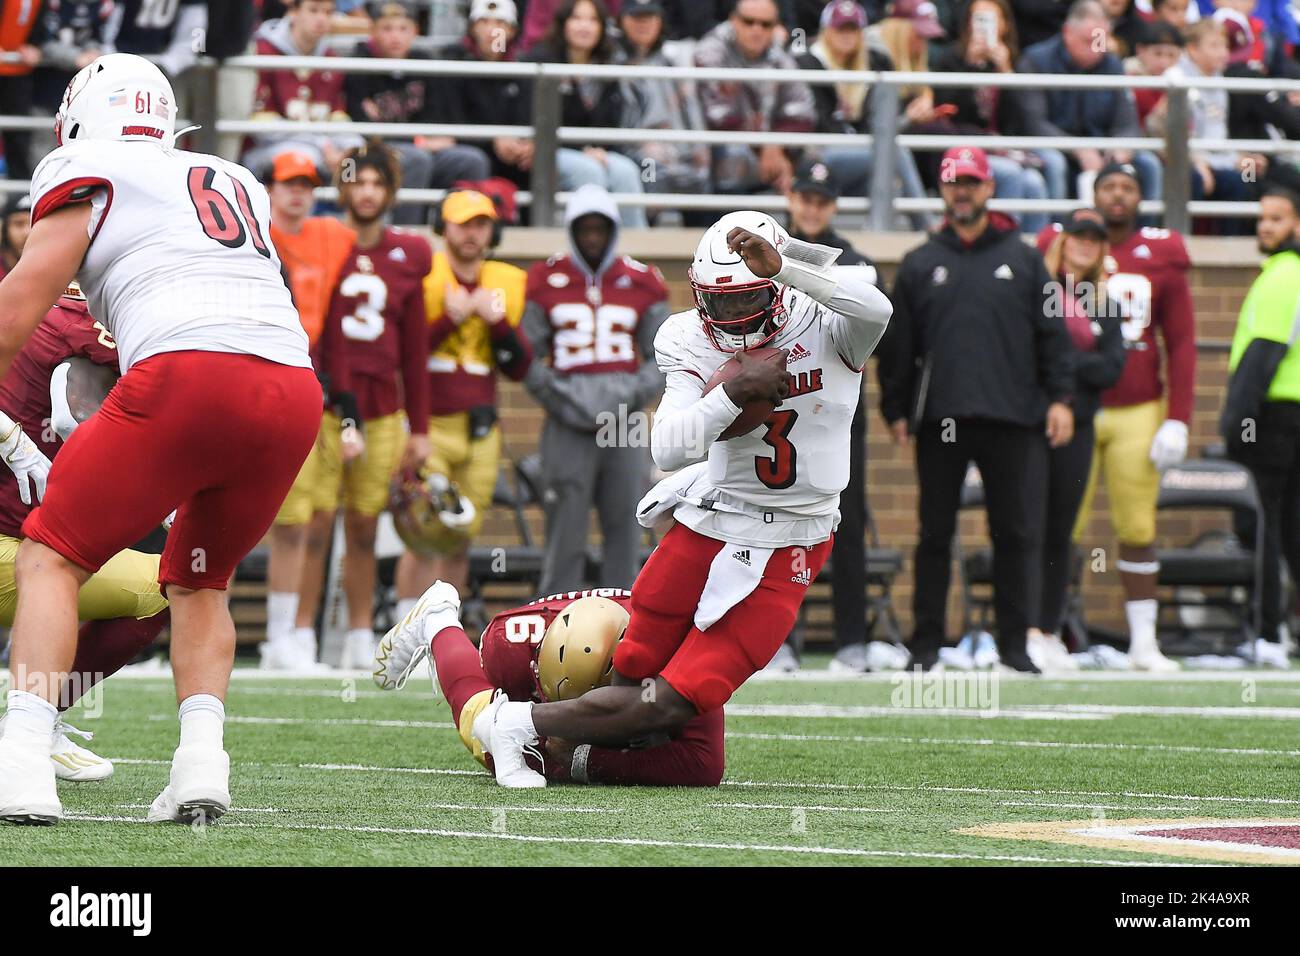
[
  {"left": 474, "top": 211, "right": 892, "bottom": 786},
  {"left": 0, "top": 54, "right": 322, "bottom": 825},
  {"left": 373, "top": 584, "right": 725, "bottom": 787}
]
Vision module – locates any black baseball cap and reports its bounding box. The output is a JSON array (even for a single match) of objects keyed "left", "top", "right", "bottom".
[
  {"left": 1094, "top": 160, "right": 1141, "bottom": 190},
  {"left": 792, "top": 158, "right": 840, "bottom": 199},
  {"left": 622, "top": 0, "right": 665, "bottom": 15},
  {"left": 1062, "top": 207, "right": 1107, "bottom": 238},
  {"left": 1, "top": 193, "right": 31, "bottom": 220}
]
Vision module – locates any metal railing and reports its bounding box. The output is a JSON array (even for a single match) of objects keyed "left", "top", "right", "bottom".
[{"left": 5, "top": 53, "right": 1299, "bottom": 230}]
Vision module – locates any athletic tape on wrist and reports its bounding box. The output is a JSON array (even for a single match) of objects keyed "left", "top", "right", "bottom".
[{"left": 571, "top": 744, "right": 591, "bottom": 784}]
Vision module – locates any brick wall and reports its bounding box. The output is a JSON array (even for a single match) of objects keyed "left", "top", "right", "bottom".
[{"left": 471, "top": 230, "right": 1259, "bottom": 643}]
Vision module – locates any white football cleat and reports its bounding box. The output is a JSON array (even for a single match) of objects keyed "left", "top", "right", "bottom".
[
  {"left": 147, "top": 744, "right": 230, "bottom": 824},
  {"left": 342, "top": 630, "right": 378, "bottom": 671},
  {"left": 0, "top": 736, "right": 61, "bottom": 824},
  {"left": 373, "top": 581, "right": 460, "bottom": 691},
  {"left": 1130, "top": 647, "right": 1181, "bottom": 673},
  {"left": 50, "top": 719, "right": 113, "bottom": 781},
  {"left": 258, "top": 638, "right": 329, "bottom": 673},
  {"left": 1238, "top": 637, "right": 1291, "bottom": 670},
  {"left": 472, "top": 693, "right": 545, "bottom": 788}
]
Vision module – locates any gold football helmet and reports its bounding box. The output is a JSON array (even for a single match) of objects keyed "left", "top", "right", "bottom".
[
  {"left": 388, "top": 467, "right": 477, "bottom": 556},
  {"left": 536, "top": 596, "right": 630, "bottom": 701}
]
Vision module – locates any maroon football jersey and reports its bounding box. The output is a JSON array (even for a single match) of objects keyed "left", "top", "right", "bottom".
[
  {"left": 326, "top": 228, "right": 432, "bottom": 428},
  {"left": 252, "top": 40, "right": 346, "bottom": 122},
  {"left": 524, "top": 254, "right": 668, "bottom": 375},
  {"left": 0, "top": 297, "right": 119, "bottom": 537},
  {"left": 478, "top": 588, "right": 634, "bottom": 703},
  {"left": 1035, "top": 223, "right": 1195, "bottom": 423}
]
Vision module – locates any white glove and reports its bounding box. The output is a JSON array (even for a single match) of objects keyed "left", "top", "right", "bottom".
[
  {"left": 0, "top": 416, "right": 52, "bottom": 506},
  {"left": 1149, "top": 419, "right": 1189, "bottom": 471}
]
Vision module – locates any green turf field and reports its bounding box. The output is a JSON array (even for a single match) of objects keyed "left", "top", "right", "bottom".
[{"left": 4, "top": 662, "right": 1300, "bottom": 866}]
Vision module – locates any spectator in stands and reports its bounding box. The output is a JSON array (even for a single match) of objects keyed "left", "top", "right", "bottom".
[
  {"left": 768, "top": 157, "right": 885, "bottom": 674},
  {"left": 1031, "top": 208, "right": 1126, "bottom": 671},
  {"left": 1017, "top": 0, "right": 1161, "bottom": 205},
  {"left": 1227, "top": 0, "right": 1300, "bottom": 51},
  {"left": 1210, "top": 0, "right": 1268, "bottom": 63},
  {"left": 439, "top": 0, "right": 533, "bottom": 195},
  {"left": 1109, "top": 0, "right": 1148, "bottom": 55},
  {"left": 695, "top": 0, "right": 817, "bottom": 196},
  {"left": 1125, "top": 20, "right": 1183, "bottom": 128},
  {"left": 1227, "top": 28, "right": 1300, "bottom": 145},
  {"left": 245, "top": 0, "right": 364, "bottom": 179},
  {"left": 34, "top": 0, "right": 112, "bottom": 116},
  {"left": 262, "top": 151, "right": 360, "bottom": 670},
  {"left": 523, "top": 185, "right": 668, "bottom": 595},
  {"left": 869, "top": 0, "right": 946, "bottom": 132},
  {"left": 797, "top": 1, "right": 931, "bottom": 230},
  {"left": 878, "top": 145, "right": 1074, "bottom": 673},
  {"left": 104, "top": 0, "right": 207, "bottom": 78},
  {"left": 398, "top": 189, "right": 531, "bottom": 607},
  {"left": 1010, "top": 0, "right": 1070, "bottom": 48},
  {"left": 0, "top": 193, "right": 31, "bottom": 281},
  {"left": 1153, "top": 0, "right": 1194, "bottom": 28},
  {"left": 0, "top": 0, "right": 41, "bottom": 181},
  {"left": 344, "top": 1, "right": 491, "bottom": 225},
  {"left": 1152, "top": 17, "right": 1257, "bottom": 231},
  {"left": 522, "top": 0, "right": 649, "bottom": 228},
  {"left": 1221, "top": 184, "right": 1300, "bottom": 664},
  {"left": 932, "top": 0, "right": 1051, "bottom": 232},
  {"left": 616, "top": 0, "right": 712, "bottom": 216},
  {"left": 331, "top": 0, "right": 374, "bottom": 32}
]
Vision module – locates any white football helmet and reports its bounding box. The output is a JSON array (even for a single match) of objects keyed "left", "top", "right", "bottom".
[
  {"left": 54, "top": 53, "right": 177, "bottom": 150},
  {"left": 689, "top": 210, "right": 791, "bottom": 351}
]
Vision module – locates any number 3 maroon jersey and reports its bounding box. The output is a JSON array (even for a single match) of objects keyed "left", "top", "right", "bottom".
[
  {"left": 477, "top": 589, "right": 634, "bottom": 702},
  {"left": 324, "top": 228, "right": 432, "bottom": 427},
  {"left": 0, "top": 296, "right": 120, "bottom": 537}
]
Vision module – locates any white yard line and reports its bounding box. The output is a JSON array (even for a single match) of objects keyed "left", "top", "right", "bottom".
[
  {"left": 708, "top": 802, "right": 896, "bottom": 813},
  {"left": 720, "top": 781, "right": 1300, "bottom": 806},
  {"left": 726, "top": 730, "right": 1300, "bottom": 758},
  {"left": 998, "top": 801, "right": 1196, "bottom": 812},
  {"left": 727, "top": 703, "right": 1300, "bottom": 720},
  {"left": 57, "top": 813, "right": 1209, "bottom": 865},
  {"left": 146, "top": 714, "right": 454, "bottom": 729}
]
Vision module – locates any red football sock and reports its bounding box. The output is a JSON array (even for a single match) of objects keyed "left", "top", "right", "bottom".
[
  {"left": 60, "top": 611, "right": 170, "bottom": 711},
  {"left": 430, "top": 625, "right": 494, "bottom": 725}
]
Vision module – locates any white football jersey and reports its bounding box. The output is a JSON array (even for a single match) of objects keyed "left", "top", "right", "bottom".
[
  {"left": 29, "top": 139, "right": 310, "bottom": 373},
  {"left": 651, "top": 265, "right": 890, "bottom": 548}
]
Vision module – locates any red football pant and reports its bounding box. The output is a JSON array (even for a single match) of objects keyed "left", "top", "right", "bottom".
[
  {"left": 24, "top": 351, "right": 322, "bottom": 591},
  {"left": 59, "top": 611, "right": 169, "bottom": 711},
  {"left": 614, "top": 523, "right": 832, "bottom": 713}
]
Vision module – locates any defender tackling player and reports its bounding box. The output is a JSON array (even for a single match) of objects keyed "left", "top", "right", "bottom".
[{"left": 473, "top": 211, "right": 893, "bottom": 786}]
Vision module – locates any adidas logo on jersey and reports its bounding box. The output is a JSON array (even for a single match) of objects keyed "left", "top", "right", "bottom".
[
  {"left": 615, "top": 274, "right": 633, "bottom": 288},
  {"left": 1134, "top": 244, "right": 1152, "bottom": 259},
  {"left": 732, "top": 549, "right": 752, "bottom": 566},
  {"left": 994, "top": 264, "right": 1014, "bottom": 280},
  {"left": 787, "top": 343, "right": 811, "bottom": 364},
  {"left": 388, "top": 246, "right": 407, "bottom": 262},
  {"left": 791, "top": 568, "right": 812, "bottom": 586}
]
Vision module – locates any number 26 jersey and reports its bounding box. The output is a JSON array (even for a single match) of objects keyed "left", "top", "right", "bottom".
[{"left": 29, "top": 139, "right": 310, "bottom": 374}]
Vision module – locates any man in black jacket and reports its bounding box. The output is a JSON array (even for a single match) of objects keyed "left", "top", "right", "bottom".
[{"left": 879, "top": 145, "right": 1075, "bottom": 672}]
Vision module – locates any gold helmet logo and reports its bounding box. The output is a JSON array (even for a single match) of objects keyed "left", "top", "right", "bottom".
[{"left": 536, "top": 596, "right": 629, "bottom": 702}]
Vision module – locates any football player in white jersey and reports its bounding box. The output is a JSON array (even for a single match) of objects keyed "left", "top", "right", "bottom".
[
  {"left": 471, "top": 210, "right": 892, "bottom": 787},
  {"left": 0, "top": 54, "right": 323, "bottom": 825}
]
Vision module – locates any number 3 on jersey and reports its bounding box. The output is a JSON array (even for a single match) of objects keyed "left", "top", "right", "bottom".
[
  {"left": 187, "top": 166, "right": 271, "bottom": 258},
  {"left": 339, "top": 272, "right": 388, "bottom": 342},
  {"left": 756, "top": 409, "right": 797, "bottom": 489}
]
